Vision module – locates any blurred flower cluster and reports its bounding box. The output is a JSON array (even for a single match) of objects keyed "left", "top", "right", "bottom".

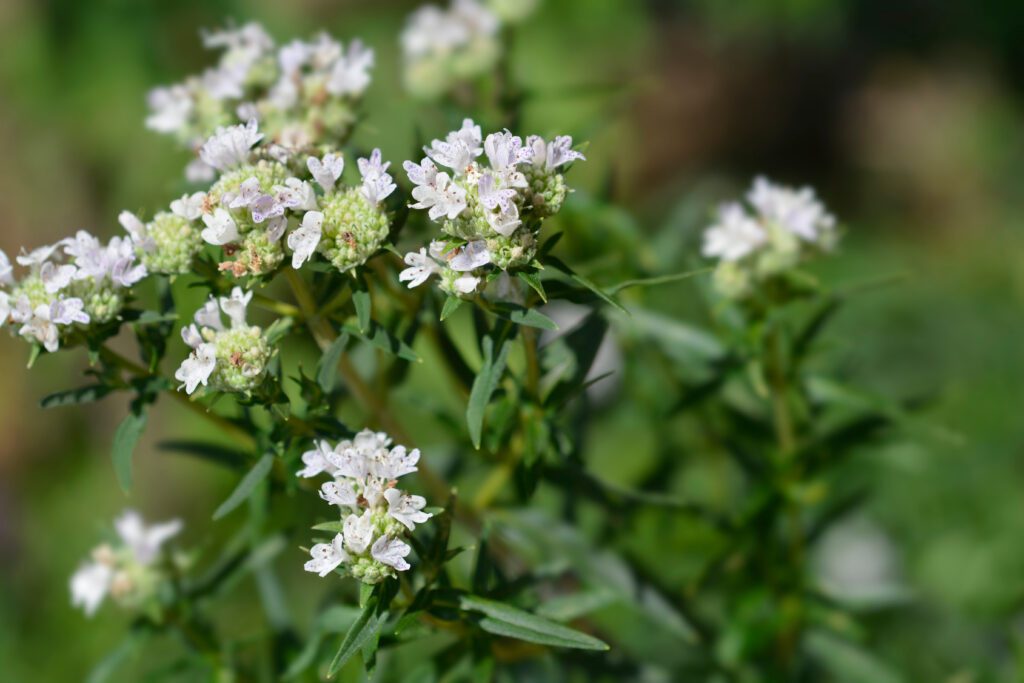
[
  {"left": 71, "top": 511, "right": 183, "bottom": 618},
  {"left": 146, "top": 22, "right": 373, "bottom": 181},
  {"left": 702, "top": 176, "right": 838, "bottom": 299}
]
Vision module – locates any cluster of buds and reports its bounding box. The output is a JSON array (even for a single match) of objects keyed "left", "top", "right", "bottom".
[
  {"left": 399, "top": 119, "right": 584, "bottom": 297},
  {"left": 0, "top": 232, "right": 146, "bottom": 353},
  {"left": 146, "top": 22, "right": 374, "bottom": 181},
  {"left": 174, "top": 287, "right": 272, "bottom": 396},
  {"left": 298, "top": 430, "right": 432, "bottom": 585},
  {"left": 131, "top": 119, "right": 396, "bottom": 279},
  {"left": 702, "top": 177, "right": 838, "bottom": 299},
  {"left": 70, "top": 510, "right": 182, "bottom": 617},
  {"left": 400, "top": 0, "right": 501, "bottom": 99}
]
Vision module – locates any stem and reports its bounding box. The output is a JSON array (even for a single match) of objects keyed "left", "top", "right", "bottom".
[
  {"left": 100, "top": 347, "right": 257, "bottom": 449},
  {"left": 283, "top": 269, "right": 450, "bottom": 502}
]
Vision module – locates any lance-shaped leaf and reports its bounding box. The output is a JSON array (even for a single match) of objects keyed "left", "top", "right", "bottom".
[
  {"left": 459, "top": 595, "right": 609, "bottom": 651},
  {"left": 112, "top": 407, "right": 148, "bottom": 493},
  {"left": 41, "top": 384, "right": 113, "bottom": 409},
  {"left": 343, "top": 323, "right": 419, "bottom": 362},
  {"left": 489, "top": 303, "right": 557, "bottom": 331},
  {"left": 316, "top": 332, "right": 350, "bottom": 393},
  {"left": 213, "top": 453, "right": 274, "bottom": 520},
  {"left": 352, "top": 276, "right": 372, "bottom": 333},
  {"left": 328, "top": 596, "right": 388, "bottom": 677},
  {"left": 467, "top": 333, "right": 512, "bottom": 449}
]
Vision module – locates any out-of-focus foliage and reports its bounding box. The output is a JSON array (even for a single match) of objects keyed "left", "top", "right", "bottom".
[{"left": 1, "top": 1, "right": 1023, "bottom": 682}]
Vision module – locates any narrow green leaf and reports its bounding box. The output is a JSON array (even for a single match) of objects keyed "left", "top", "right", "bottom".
[
  {"left": 352, "top": 281, "right": 372, "bottom": 333},
  {"left": 213, "top": 453, "right": 274, "bottom": 520},
  {"left": 134, "top": 310, "right": 179, "bottom": 325},
  {"left": 466, "top": 335, "right": 512, "bottom": 449},
  {"left": 547, "top": 256, "right": 625, "bottom": 312},
  {"left": 517, "top": 271, "right": 547, "bottom": 303},
  {"left": 85, "top": 630, "right": 148, "bottom": 683},
  {"left": 491, "top": 303, "right": 558, "bottom": 331},
  {"left": 606, "top": 268, "right": 709, "bottom": 295},
  {"left": 112, "top": 409, "right": 148, "bottom": 493},
  {"left": 328, "top": 598, "right": 387, "bottom": 677},
  {"left": 41, "top": 384, "right": 113, "bottom": 409},
  {"left": 312, "top": 520, "right": 345, "bottom": 533},
  {"left": 316, "top": 332, "right": 349, "bottom": 392},
  {"left": 460, "top": 595, "right": 609, "bottom": 651},
  {"left": 263, "top": 317, "right": 294, "bottom": 345},
  {"left": 344, "top": 323, "right": 419, "bottom": 362},
  {"left": 440, "top": 296, "right": 463, "bottom": 321}
]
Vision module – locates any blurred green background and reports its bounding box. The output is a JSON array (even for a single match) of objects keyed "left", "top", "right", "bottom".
[{"left": 1, "top": 0, "right": 1023, "bottom": 680}]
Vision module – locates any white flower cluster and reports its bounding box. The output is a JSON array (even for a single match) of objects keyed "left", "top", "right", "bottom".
[
  {"left": 175, "top": 286, "right": 272, "bottom": 396},
  {"left": 401, "top": 0, "right": 500, "bottom": 99},
  {"left": 146, "top": 22, "right": 374, "bottom": 181},
  {"left": 70, "top": 510, "right": 182, "bottom": 617},
  {"left": 702, "top": 177, "right": 838, "bottom": 299},
  {"left": 299, "top": 430, "right": 432, "bottom": 585},
  {"left": 400, "top": 119, "right": 584, "bottom": 297},
  {"left": 135, "top": 119, "right": 395, "bottom": 278},
  {"left": 0, "top": 232, "right": 146, "bottom": 353}
]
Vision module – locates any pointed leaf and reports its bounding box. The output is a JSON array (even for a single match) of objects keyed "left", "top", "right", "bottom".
[
  {"left": 41, "top": 384, "right": 113, "bottom": 409},
  {"left": 328, "top": 598, "right": 387, "bottom": 677},
  {"left": 213, "top": 453, "right": 274, "bottom": 520},
  {"left": 316, "top": 332, "right": 350, "bottom": 393},
  {"left": 460, "top": 595, "right": 609, "bottom": 651},
  {"left": 490, "top": 303, "right": 558, "bottom": 331},
  {"left": 112, "top": 409, "right": 148, "bottom": 493},
  {"left": 467, "top": 334, "right": 512, "bottom": 449},
  {"left": 352, "top": 279, "right": 372, "bottom": 333},
  {"left": 440, "top": 296, "right": 463, "bottom": 321}
]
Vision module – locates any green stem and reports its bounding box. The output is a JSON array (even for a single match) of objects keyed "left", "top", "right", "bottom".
[{"left": 100, "top": 347, "right": 257, "bottom": 449}]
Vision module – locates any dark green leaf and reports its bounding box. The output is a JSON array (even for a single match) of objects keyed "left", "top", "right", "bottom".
[
  {"left": 263, "top": 317, "right": 294, "bottom": 345},
  {"left": 440, "top": 296, "right": 463, "bottom": 321},
  {"left": 352, "top": 279, "right": 372, "bottom": 333},
  {"left": 328, "top": 598, "right": 387, "bottom": 677},
  {"left": 112, "top": 409, "right": 148, "bottom": 493},
  {"left": 467, "top": 334, "right": 512, "bottom": 449},
  {"left": 213, "top": 453, "right": 274, "bottom": 520},
  {"left": 547, "top": 256, "right": 624, "bottom": 312},
  {"left": 344, "top": 323, "right": 419, "bottom": 362},
  {"left": 316, "top": 332, "right": 350, "bottom": 393},
  {"left": 490, "top": 303, "right": 558, "bottom": 331},
  {"left": 517, "top": 271, "right": 547, "bottom": 303},
  {"left": 41, "top": 384, "right": 112, "bottom": 409},
  {"left": 459, "top": 595, "right": 609, "bottom": 651},
  {"left": 134, "top": 311, "right": 179, "bottom": 325}
]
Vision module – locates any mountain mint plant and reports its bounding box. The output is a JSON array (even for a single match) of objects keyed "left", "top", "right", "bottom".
[{"left": 11, "top": 14, "right": 913, "bottom": 683}]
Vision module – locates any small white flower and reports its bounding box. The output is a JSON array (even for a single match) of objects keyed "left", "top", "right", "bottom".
[
  {"left": 307, "top": 153, "right": 345, "bottom": 193},
  {"left": 528, "top": 134, "right": 585, "bottom": 171},
  {"left": 20, "top": 304, "right": 60, "bottom": 352},
  {"left": 279, "top": 178, "right": 319, "bottom": 212},
  {"left": 327, "top": 40, "right": 374, "bottom": 96},
  {"left": 0, "top": 249, "right": 12, "bottom": 286},
  {"left": 114, "top": 509, "right": 183, "bottom": 565},
  {"left": 201, "top": 208, "right": 240, "bottom": 245},
  {"left": 370, "top": 535, "right": 411, "bottom": 572},
  {"left": 297, "top": 441, "right": 338, "bottom": 478},
  {"left": 409, "top": 170, "right": 467, "bottom": 221},
  {"left": 304, "top": 534, "right": 349, "bottom": 577},
  {"left": 194, "top": 296, "right": 225, "bottom": 331},
  {"left": 747, "top": 176, "right": 835, "bottom": 242},
  {"left": 343, "top": 510, "right": 375, "bottom": 554},
  {"left": 17, "top": 243, "right": 61, "bottom": 268},
  {"left": 170, "top": 192, "right": 207, "bottom": 221},
  {"left": 227, "top": 177, "right": 263, "bottom": 210},
  {"left": 218, "top": 287, "right": 252, "bottom": 328},
  {"left": 70, "top": 562, "right": 113, "bottom": 617},
  {"left": 40, "top": 261, "right": 76, "bottom": 294},
  {"left": 398, "top": 246, "right": 442, "bottom": 289},
  {"left": 175, "top": 342, "right": 217, "bottom": 394},
  {"left": 181, "top": 323, "right": 203, "bottom": 349},
  {"left": 357, "top": 149, "right": 396, "bottom": 204},
  {"left": 186, "top": 159, "right": 216, "bottom": 184},
  {"left": 448, "top": 240, "right": 491, "bottom": 271},
  {"left": 199, "top": 119, "right": 263, "bottom": 171},
  {"left": 370, "top": 444, "right": 420, "bottom": 480},
  {"left": 383, "top": 488, "right": 432, "bottom": 532},
  {"left": 265, "top": 215, "right": 288, "bottom": 243},
  {"left": 484, "top": 130, "right": 532, "bottom": 187},
  {"left": 453, "top": 273, "right": 481, "bottom": 295},
  {"left": 320, "top": 478, "right": 358, "bottom": 509},
  {"left": 145, "top": 84, "right": 194, "bottom": 134},
  {"left": 288, "top": 211, "right": 323, "bottom": 269},
  {"left": 425, "top": 119, "right": 483, "bottom": 174},
  {"left": 325, "top": 446, "right": 371, "bottom": 482},
  {"left": 487, "top": 202, "right": 521, "bottom": 237},
  {"left": 702, "top": 203, "right": 767, "bottom": 262},
  {"left": 50, "top": 298, "right": 89, "bottom": 326},
  {"left": 477, "top": 173, "right": 518, "bottom": 212}
]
